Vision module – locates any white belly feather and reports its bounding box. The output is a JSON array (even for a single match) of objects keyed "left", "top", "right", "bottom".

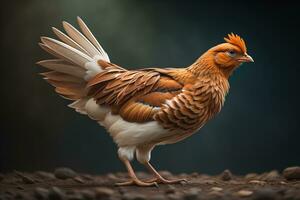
[{"left": 84, "top": 98, "right": 170, "bottom": 147}]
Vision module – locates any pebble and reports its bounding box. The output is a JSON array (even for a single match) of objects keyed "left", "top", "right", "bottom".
[
  {"left": 248, "top": 180, "right": 266, "bottom": 185},
  {"left": 81, "top": 174, "right": 94, "bottom": 180},
  {"left": 48, "top": 187, "right": 65, "bottom": 200},
  {"left": 122, "top": 192, "right": 146, "bottom": 200},
  {"left": 283, "top": 166, "right": 300, "bottom": 180},
  {"left": 148, "top": 194, "right": 166, "bottom": 200},
  {"left": 245, "top": 173, "right": 258, "bottom": 180},
  {"left": 220, "top": 169, "right": 232, "bottom": 181},
  {"left": 107, "top": 173, "right": 119, "bottom": 180},
  {"left": 73, "top": 176, "right": 85, "bottom": 184},
  {"left": 167, "top": 193, "right": 183, "bottom": 200},
  {"left": 211, "top": 187, "right": 223, "bottom": 192},
  {"left": 34, "top": 187, "right": 49, "bottom": 200},
  {"left": 35, "top": 171, "right": 55, "bottom": 180},
  {"left": 184, "top": 188, "right": 201, "bottom": 200},
  {"left": 190, "top": 172, "right": 199, "bottom": 177},
  {"left": 54, "top": 167, "right": 77, "bottom": 180},
  {"left": 261, "top": 170, "right": 281, "bottom": 181},
  {"left": 16, "top": 185, "right": 24, "bottom": 190},
  {"left": 253, "top": 188, "right": 277, "bottom": 200},
  {"left": 67, "top": 193, "right": 84, "bottom": 200},
  {"left": 165, "top": 185, "right": 176, "bottom": 194},
  {"left": 80, "top": 190, "right": 95, "bottom": 200},
  {"left": 94, "top": 187, "right": 114, "bottom": 199},
  {"left": 236, "top": 190, "right": 253, "bottom": 197},
  {"left": 14, "top": 171, "right": 35, "bottom": 184}
]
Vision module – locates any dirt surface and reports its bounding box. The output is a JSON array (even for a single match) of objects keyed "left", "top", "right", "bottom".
[{"left": 1, "top": 167, "right": 300, "bottom": 200}]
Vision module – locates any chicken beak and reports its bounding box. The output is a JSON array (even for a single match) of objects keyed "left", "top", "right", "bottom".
[{"left": 238, "top": 54, "right": 254, "bottom": 63}]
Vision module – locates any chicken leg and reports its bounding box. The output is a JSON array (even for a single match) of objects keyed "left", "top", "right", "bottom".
[
  {"left": 115, "top": 158, "right": 158, "bottom": 187},
  {"left": 143, "top": 161, "right": 187, "bottom": 184}
]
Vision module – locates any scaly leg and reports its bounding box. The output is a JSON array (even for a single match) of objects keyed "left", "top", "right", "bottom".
[
  {"left": 144, "top": 162, "right": 187, "bottom": 184},
  {"left": 115, "top": 158, "right": 158, "bottom": 187}
]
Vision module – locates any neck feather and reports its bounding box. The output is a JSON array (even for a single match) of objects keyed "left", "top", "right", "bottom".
[{"left": 187, "top": 52, "right": 235, "bottom": 79}]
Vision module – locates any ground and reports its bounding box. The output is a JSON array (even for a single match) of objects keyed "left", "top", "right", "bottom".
[{"left": 0, "top": 167, "right": 300, "bottom": 200}]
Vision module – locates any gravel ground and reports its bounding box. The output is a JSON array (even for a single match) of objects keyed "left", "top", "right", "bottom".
[{"left": 1, "top": 166, "right": 300, "bottom": 200}]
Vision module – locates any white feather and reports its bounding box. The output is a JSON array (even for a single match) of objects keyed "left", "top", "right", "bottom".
[
  {"left": 37, "top": 59, "right": 86, "bottom": 78},
  {"left": 62, "top": 21, "right": 100, "bottom": 58},
  {"left": 52, "top": 27, "right": 90, "bottom": 55},
  {"left": 77, "top": 17, "right": 110, "bottom": 62},
  {"left": 41, "top": 37, "right": 92, "bottom": 68}
]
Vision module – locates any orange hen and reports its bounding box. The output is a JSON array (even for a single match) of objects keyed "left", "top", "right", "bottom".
[{"left": 37, "top": 17, "right": 254, "bottom": 186}]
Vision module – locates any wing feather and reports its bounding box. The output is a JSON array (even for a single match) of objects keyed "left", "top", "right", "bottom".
[{"left": 87, "top": 69, "right": 183, "bottom": 122}]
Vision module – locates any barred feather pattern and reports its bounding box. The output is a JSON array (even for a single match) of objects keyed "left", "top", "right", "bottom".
[{"left": 154, "top": 72, "right": 229, "bottom": 136}]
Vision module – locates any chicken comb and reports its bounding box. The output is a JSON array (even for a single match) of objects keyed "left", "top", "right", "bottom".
[{"left": 224, "top": 33, "right": 247, "bottom": 53}]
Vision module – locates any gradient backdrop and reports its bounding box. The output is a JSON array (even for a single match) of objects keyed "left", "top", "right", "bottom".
[{"left": 1, "top": 0, "right": 299, "bottom": 175}]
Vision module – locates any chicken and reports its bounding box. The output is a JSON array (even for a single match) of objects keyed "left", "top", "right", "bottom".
[{"left": 37, "top": 17, "right": 254, "bottom": 187}]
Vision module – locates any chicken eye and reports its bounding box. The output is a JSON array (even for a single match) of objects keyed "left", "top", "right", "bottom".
[{"left": 227, "top": 50, "right": 236, "bottom": 57}]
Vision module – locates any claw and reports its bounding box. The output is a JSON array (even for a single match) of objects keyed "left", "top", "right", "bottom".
[
  {"left": 115, "top": 178, "right": 158, "bottom": 187},
  {"left": 145, "top": 177, "right": 188, "bottom": 184}
]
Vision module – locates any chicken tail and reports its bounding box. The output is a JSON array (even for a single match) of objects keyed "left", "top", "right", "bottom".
[{"left": 37, "top": 17, "right": 110, "bottom": 114}]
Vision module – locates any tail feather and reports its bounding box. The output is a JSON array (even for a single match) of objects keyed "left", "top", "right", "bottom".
[
  {"left": 37, "top": 59, "right": 86, "bottom": 78},
  {"left": 76, "top": 17, "right": 110, "bottom": 61},
  {"left": 40, "top": 37, "right": 92, "bottom": 67},
  {"left": 38, "top": 17, "right": 111, "bottom": 113},
  {"left": 52, "top": 27, "right": 90, "bottom": 55},
  {"left": 40, "top": 71, "right": 84, "bottom": 83},
  {"left": 62, "top": 21, "right": 100, "bottom": 58}
]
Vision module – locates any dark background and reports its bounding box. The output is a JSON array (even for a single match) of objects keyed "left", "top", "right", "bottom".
[{"left": 1, "top": 0, "right": 299, "bottom": 175}]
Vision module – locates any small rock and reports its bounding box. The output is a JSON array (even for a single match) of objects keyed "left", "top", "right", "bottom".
[
  {"left": 80, "top": 190, "right": 95, "bottom": 200},
  {"left": 261, "top": 170, "right": 281, "bottom": 181},
  {"left": 165, "top": 185, "right": 176, "bottom": 194},
  {"left": 0, "top": 174, "right": 4, "bottom": 182},
  {"left": 68, "top": 193, "right": 84, "bottom": 200},
  {"left": 190, "top": 172, "right": 199, "bottom": 178},
  {"left": 245, "top": 173, "right": 258, "bottom": 179},
  {"left": 167, "top": 193, "right": 183, "bottom": 200},
  {"left": 208, "top": 191, "right": 222, "bottom": 197},
  {"left": 94, "top": 187, "right": 114, "bottom": 199},
  {"left": 149, "top": 194, "right": 165, "bottom": 200},
  {"left": 107, "top": 173, "right": 118, "bottom": 180},
  {"left": 253, "top": 188, "right": 277, "bottom": 200},
  {"left": 283, "top": 166, "right": 300, "bottom": 180},
  {"left": 35, "top": 171, "right": 55, "bottom": 180},
  {"left": 248, "top": 180, "right": 266, "bottom": 185},
  {"left": 184, "top": 188, "right": 201, "bottom": 200},
  {"left": 21, "top": 176, "right": 35, "bottom": 184},
  {"left": 122, "top": 192, "right": 146, "bottom": 200},
  {"left": 14, "top": 171, "right": 35, "bottom": 184},
  {"left": 220, "top": 169, "right": 232, "bottom": 181},
  {"left": 236, "top": 190, "right": 253, "bottom": 197},
  {"left": 81, "top": 174, "right": 94, "bottom": 181},
  {"left": 54, "top": 167, "right": 77, "bottom": 179},
  {"left": 34, "top": 187, "right": 49, "bottom": 200},
  {"left": 73, "top": 176, "right": 85, "bottom": 184},
  {"left": 48, "top": 187, "right": 65, "bottom": 200},
  {"left": 16, "top": 185, "right": 24, "bottom": 190},
  {"left": 211, "top": 187, "right": 223, "bottom": 192}
]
